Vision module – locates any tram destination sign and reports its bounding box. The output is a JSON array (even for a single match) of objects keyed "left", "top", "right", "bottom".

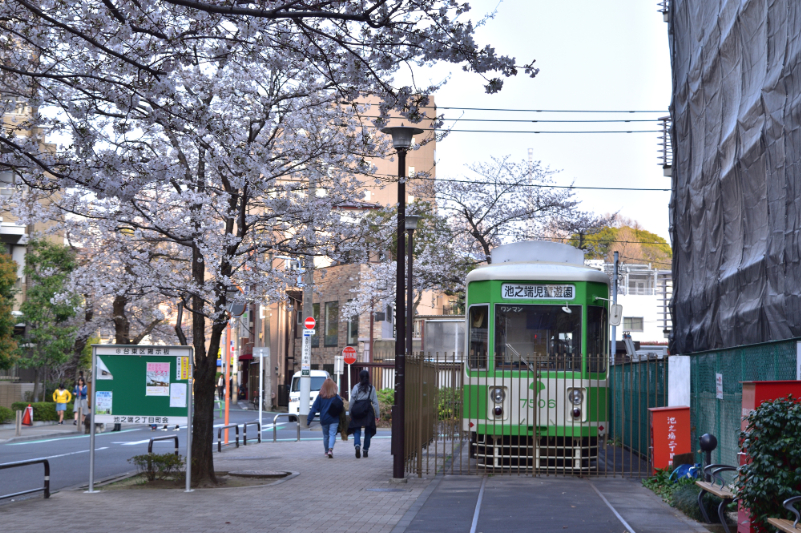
[{"left": 501, "top": 283, "right": 575, "bottom": 300}]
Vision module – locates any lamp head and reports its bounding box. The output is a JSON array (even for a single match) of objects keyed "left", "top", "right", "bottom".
[
  {"left": 405, "top": 214, "right": 421, "bottom": 232},
  {"left": 380, "top": 125, "right": 425, "bottom": 150},
  {"left": 699, "top": 433, "right": 718, "bottom": 452},
  {"left": 562, "top": 302, "right": 572, "bottom": 314}
]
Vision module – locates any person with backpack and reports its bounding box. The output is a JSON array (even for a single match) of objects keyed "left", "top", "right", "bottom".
[
  {"left": 72, "top": 378, "right": 88, "bottom": 425},
  {"left": 348, "top": 370, "right": 380, "bottom": 458},
  {"left": 307, "top": 378, "right": 343, "bottom": 459}
]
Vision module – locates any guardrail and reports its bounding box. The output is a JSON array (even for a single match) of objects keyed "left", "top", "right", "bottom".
[
  {"left": 0, "top": 459, "right": 50, "bottom": 500},
  {"left": 242, "top": 421, "right": 261, "bottom": 445},
  {"left": 273, "top": 413, "right": 300, "bottom": 442},
  {"left": 148, "top": 435, "right": 179, "bottom": 456},
  {"left": 217, "top": 424, "right": 240, "bottom": 452}
]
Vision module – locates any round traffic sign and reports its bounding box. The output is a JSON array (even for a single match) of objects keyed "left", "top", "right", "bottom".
[
  {"left": 304, "top": 317, "right": 316, "bottom": 329},
  {"left": 342, "top": 346, "right": 357, "bottom": 365}
]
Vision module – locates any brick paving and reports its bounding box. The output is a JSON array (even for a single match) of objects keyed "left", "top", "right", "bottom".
[{"left": 0, "top": 437, "right": 430, "bottom": 532}]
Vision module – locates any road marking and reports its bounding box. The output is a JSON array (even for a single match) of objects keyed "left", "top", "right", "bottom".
[
  {"left": 589, "top": 481, "right": 636, "bottom": 533},
  {"left": 0, "top": 447, "right": 108, "bottom": 465},
  {"left": 469, "top": 476, "right": 487, "bottom": 533},
  {"left": 6, "top": 429, "right": 140, "bottom": 445},
  {"left": 120, "top": 440, "right": 154, "bottom": 446}
]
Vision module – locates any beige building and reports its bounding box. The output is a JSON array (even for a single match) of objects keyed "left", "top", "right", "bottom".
[{"left": 235, "top": 99, "right": 460, "bottom": 406}]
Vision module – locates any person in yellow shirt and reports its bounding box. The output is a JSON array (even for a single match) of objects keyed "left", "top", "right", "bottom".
[{"left": 52, "top": 384, "right": 72, "bottom": 424}]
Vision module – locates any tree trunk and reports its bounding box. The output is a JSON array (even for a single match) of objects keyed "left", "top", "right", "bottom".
[
  {"left": 113, "top": 295, "right": 131, "bottom": 344},
  {"left": 63, "top": 296, "right": 95, "bottom": 381},
  {"left": 32, "top": 367, "right": 40, "bottom": 402},
  {"left": 189, "top": 244, "right": 225, "bottom": 485}
]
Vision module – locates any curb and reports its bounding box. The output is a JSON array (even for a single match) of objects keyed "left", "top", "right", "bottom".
[{"left": 0, "top": 430, "right": 88, "bottom": 444}]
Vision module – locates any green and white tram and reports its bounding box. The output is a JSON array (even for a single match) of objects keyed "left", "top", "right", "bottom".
[{"left": 462, "top": 241, "right": 613, "bottom": 471}]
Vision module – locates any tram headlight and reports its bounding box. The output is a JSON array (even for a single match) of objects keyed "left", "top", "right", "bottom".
[
  {"left": 491, "top": 388, "right": 505, "bottom": 404},
  {"left": 568, "top": 389, "right": 584, "bottom": 406}
]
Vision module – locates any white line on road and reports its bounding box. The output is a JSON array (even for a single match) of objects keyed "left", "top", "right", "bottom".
[
  {"left": 469, "top": 475, "right": 487, "bottom": 533},
  {"left": 0, "top": 447, "right": 108, "bottom": 466},
  {"left": 589, "top": 481, "right": 636, "bottom": 533}
]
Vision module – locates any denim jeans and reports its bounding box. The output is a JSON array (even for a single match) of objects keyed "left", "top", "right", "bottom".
[
  {"left": 352, "top": 428, "right": 371, "bottom": 451},
  {"left": 321, "top": 422, "right": 339, "bottom": 452}
]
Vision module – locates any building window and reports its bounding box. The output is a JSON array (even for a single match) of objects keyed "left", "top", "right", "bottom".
[
  {"left": 623, "top": 317, "right": 644, "bottom": 332},
  {"left": 347, "top": 313, "right": 359, "bottom": 346},
  {"left": 324, "top": 301, "right": 339, "bottom": 347}
]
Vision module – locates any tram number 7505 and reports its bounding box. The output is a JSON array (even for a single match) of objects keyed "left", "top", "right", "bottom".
[{"left": 520, "top": 399, "right": 556, "bottom": 409}]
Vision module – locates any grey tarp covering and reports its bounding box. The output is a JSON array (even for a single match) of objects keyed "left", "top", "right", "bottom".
[{"left": 668, "top": 0, "right": 801, "bottom": 354}]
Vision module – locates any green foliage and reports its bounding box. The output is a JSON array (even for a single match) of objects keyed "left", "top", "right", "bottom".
[
  {"left": 0, "top": 405, "right": 13, "bottom": 424},
  {"left": 0, "top": 253, "right": 19, "bottom": 370},
  {"left": 571, "top": 225, "right": 672, "bottom": 264},
  {"left": 16, "top": 239, "right": 79, "bottom": 372},
  {"left": 642, "top": 467, "right": 696, "bottom": 503},
  {"left": 128, "top": 453, "right": 185, "bottom": 482},
  {"left": 737, "top": 395, "right": 801, "bottom": 529},
  {"left": 671, "top": 483, "right": 724, "bottom": 523},
  {"left": 642, "top": 467, "right": 724, "bottom": 523},
  {"left": 376, "top": 388, "right": 394, "bottom": 420},
  {"left": 11, "top": 401, "right": 73, "bottom": 421},
  {"left": 80, "top": 336, "right": 99, "bottom": 371},
  {"left": 437, "top": 388, "right": 461, "bottom": 420}
]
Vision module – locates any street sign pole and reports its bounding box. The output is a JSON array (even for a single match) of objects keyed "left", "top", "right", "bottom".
[
  {"left": 342, "top": 347, "right": 357, "bottom": 400},
  {"left": 86, "top": 349, "right": 98, "bottom": 493},
  {"left": 334, "top": 355, "right": 343, "bottom": 395},
  {"left": 185, "top": 352, "right": 193, "bottom": 492}
]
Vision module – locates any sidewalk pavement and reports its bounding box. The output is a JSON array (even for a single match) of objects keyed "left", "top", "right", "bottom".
[
  {"left": 0, "top": 422, "right": 87, "bottom": 444},
  {"left": 0, "top": 436, "right": 712, "bottom": 532}
]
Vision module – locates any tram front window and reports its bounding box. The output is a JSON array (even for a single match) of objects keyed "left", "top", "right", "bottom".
[
  {"left": 494, "top": 304, "right": 581, "bottom": 370},
  {"left": 468, "top": 305, "right": 489, "bottom": 370}
]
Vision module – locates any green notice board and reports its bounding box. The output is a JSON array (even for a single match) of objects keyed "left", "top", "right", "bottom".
[{"left": 92, "top": 345, "right": 193, "bottom": 425}]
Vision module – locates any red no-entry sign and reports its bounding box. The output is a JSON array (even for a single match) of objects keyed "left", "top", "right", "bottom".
[
  {"left": 342, "top": 346, "right": 357, "bottom": 365},
  {"left": 304, "top": 317, "right": 316, "bottom": 330}
]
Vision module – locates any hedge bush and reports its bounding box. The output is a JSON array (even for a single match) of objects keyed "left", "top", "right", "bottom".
[
  {"left": 128, "top": 453, "right": 185, "bottom": 482},
  {"left": 0, "top": 405, "right": 13, "bottom": 424},
  {"left": 737, "top": 395, "right": 801, "bottom": 530},
  {"left": 11, "top": 401, "right": 74, "bottom": 422}
]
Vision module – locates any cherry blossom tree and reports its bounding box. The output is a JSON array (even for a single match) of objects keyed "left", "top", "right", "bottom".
[{"left": 0, "top": 1, "right": 533, "bottom": 483}]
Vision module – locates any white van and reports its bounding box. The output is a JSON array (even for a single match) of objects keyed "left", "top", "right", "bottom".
[{"left": 288, "top": 370, "right": 331, "bottom": 416}]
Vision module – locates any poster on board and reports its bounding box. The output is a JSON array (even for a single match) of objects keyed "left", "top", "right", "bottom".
[
  {"left": 146, "top": 362, "right": 170, "bottom": 396},
  {"left": 95, "top": 391, "right": 112, "bottom": 414}
]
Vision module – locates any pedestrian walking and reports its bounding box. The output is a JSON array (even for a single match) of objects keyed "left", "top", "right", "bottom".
[
  {"left": 217, "top": 373, "right": 225, "bottom": 401},
  {"left": 348, "top": 370, "right": 379, "bottom": 459},
  {"left": 72, "top": 378, "right": 88, "bottom": 425},
  {"left": 52, "top": 383, "right": 72, "bottom": 425},
  {"left": 307, "top": 378, "right": 343, "bottom": 458}
]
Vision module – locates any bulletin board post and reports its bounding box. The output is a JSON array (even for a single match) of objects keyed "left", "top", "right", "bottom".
[{"left": 86, "top": 345, "right": 194, "bottom": 493}]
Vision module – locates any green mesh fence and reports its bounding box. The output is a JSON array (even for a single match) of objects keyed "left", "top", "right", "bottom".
[
  {"left": 690, "top": 339, "right": 798, "bottom": 466},
  {"left": 609, "top": 359, "right": 668, "bottom": 457}
]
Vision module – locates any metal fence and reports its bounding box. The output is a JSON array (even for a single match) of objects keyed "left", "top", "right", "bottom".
[
  {"left": 609, "top": 356, "right": 668, "bottom": 457},
  {"left": 402, "top": 351, "right": 667, "bottom": 478},
  {"left": 690, "top": 339, "right": 798, "bottom": 467}
]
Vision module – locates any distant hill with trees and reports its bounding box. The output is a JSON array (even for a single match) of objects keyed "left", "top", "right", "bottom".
[{"left": 568, "top": 217, "right": 672, "bottom": 267}]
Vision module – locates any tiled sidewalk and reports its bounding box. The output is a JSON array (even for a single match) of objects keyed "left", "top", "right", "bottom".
[{"left": 0, "top": 437, "right": 430, "bottom": 533}]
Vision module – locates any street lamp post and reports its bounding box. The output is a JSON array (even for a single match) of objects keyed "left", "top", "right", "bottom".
[
  {"left": 380, "top": 125, "right": 423, "bottom": 480},
  {"left": 405, "top": 215, "right": 421, "bottom": 357}
]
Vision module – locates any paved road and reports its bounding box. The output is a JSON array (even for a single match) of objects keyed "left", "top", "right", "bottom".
[{"left": 0, "top": 408, "right": 390, "bottom": 501}]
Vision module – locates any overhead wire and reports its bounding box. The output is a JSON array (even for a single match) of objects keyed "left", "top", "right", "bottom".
[{"left": 361, "top": 172, "right": 671, "bottom": 191}]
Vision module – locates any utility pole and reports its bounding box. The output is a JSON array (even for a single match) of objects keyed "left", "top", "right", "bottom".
[
  {"left": 299, "top": 255, "right": 313, "bottom": 429},
  {"left": 611, "top": 251, "right": 619, "bottom": 365}
]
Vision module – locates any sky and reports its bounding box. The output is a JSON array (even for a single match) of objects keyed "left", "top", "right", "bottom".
[{"left": 400, "top": 0, "right": 673, "bottom": 241}]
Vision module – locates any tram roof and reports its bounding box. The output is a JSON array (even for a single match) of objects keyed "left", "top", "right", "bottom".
[{"left": 466, "top": 261, "right": 610, "bottom": 284}]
